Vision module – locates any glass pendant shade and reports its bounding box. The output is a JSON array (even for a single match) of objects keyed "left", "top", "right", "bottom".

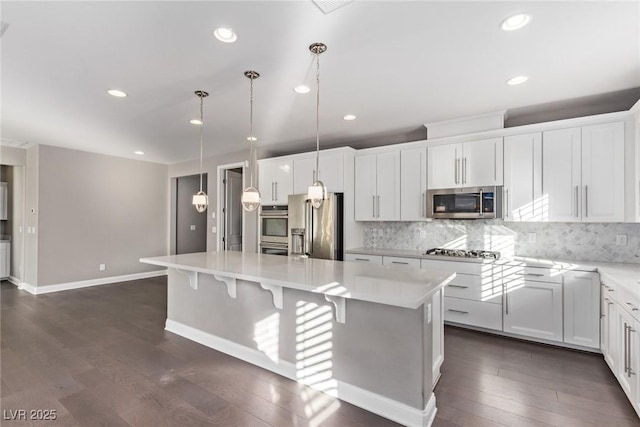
[
  {"left": 241, "top": 186, "right": 261, "bottom": 212},
  {"left": 241, "top": 70, "right": 261, "bottom": 212},
  {"left": 308, "top": 180, "right": 326, "bottom": 209},
  {"left": 193, "top": 190, "right": 208, "bottom": 213}
]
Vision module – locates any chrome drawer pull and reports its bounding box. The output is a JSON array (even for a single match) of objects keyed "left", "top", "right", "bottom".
[
  {"left": 354, "top": 258, "right": 370, "bottom": 262},
  {"left": 608, "top": 289, "right": 615, "bottom": 292},
  {"left": 448, "top": 309, "right": 469, "bottom": 314},
  {"left": 515, "top": 273, "right": 544, "bottom": 277},
  {"left": 392, "top": 261, "right": 409, "bottom": 265},
  {"left": 448, "top": 285, "right": 469, "bottom": 289}
]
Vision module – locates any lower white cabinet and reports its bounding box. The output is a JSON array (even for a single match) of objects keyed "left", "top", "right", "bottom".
[
  {"left": 444, "top": 297, "right": 503, "bottom": 330},
  {"left": 563, "top": 271, "right": 600, "bottom": 349},
  {"left": 601, "top": 288, "right": 617, "bottom": 370},
  {"left": 344, "top": 253, "right": 383, "bottom": 265},
  {"left": 616, "top": 307, "right": 639, "bottom": 403},
  {"left": 503, "top": 272, "right": 563, "bottom": 343},
  {"left": 430, "top": 288, "right": 444, "bottom": 387},
  {"left": 0, "top": 242, "right": 9, "bottom": 279},
  {"left": 382, "top": 256, "right": 421, "bottom": 268}
]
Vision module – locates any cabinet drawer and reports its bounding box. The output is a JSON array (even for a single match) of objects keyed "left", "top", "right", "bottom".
[
  {"left": 421, "top": 258, "right": 495, "bottom": 276},
  {"left": 502, "top": 265, "right": 563, "bottom": 284},
  {"left": 382, "top": 256, "right": 421, "bottom": 268},
  {"left": 344, "top": 253, "right": 383, "bottom": 265},
  {"left": 444, "top": 273, "right": 502, "bottom": 304},
  {"left": 444, "top": 297, "right": 502, "bottom": 331}
]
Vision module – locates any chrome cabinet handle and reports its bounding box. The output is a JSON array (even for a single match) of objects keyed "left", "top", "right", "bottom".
[
  {"left": 505, "top": 292, "right": 509, "bottom": 315},
  {"left": 377, "top": 195, "right": 380, "bottom": 219},
  {"left": 275, "top": 182, "right": 278, "bottom": 201},
  {"left": 454, "top": 150, "right": 459, "bottom": 184},
  {"left": 448, "top": 285, "right": 469, "bottom": 289},
  {"left": 272, "top": 182, "right": 275, "bottom": 201},
  {"left": 505, "top": 188, "right": 509, "bottom": 218},
  {"left": 422, "top": 192, "right": 425, "bottom": 218},
  {"left": 392, "top": 261, "right": 409, "bottom": 265},
  {"left": 608, "top": 288, "right": 615, "bottom": 292},
  {"left": 372, "top": 195, "right": 375, "bottom": 218},
  {"left": 585, "top": 185, "right": 588, "bottom": 218},
  {"left": 354, "top": 258, "right": 370, "bottom": 262},
  {"left": 515, "top": 273, "right": 544, "bottom": 277},
  {"left": 447, "top": 309, "right": 469, "bottom": 314},
  {"left": 575, "top": 185, "right": 579, "bottom": 217},
  {"left": 479, "top": 189, "right": 484, "bottom": 216},
  {"left": 625, "top": 323, "right": 629, "bottom": 374},
  {"left": 463, "top": 157, "right": 467, "bottom": 184}
]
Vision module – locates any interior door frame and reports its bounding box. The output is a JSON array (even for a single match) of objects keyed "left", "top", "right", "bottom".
[{"left": 216, "top": 161, "right": 246, "bottom": 251}]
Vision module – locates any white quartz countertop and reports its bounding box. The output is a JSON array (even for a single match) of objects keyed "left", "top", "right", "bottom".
[{"left": 140, "top": 251, "right": 455, "bottom": 310}]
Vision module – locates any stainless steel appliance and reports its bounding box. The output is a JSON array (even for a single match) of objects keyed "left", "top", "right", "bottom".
[
  {"left": 259, "top": 204, "right": 288, "bottom": 256},
  {"left": 425, "top": 248, "right": 501, "bottom": 260},
  {"left": 288, "top": 193, "right": 343, "bottom": 260},
  {"left": 427, "top": 186, "right": 502, "bottom": 219}
]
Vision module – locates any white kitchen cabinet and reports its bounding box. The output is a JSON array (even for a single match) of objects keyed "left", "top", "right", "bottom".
[
  {"left": 563, "top": 271, "right": 600, "bottom": 349},
  {"left": 542, "top": 122, "right": 624, "bottom": 222},
  {"left": 616, "top": 307, "right": 638, "bottom": 401},
  {"left": 0, "top": 242, "right": 9, "bottom": 279},
  {"left": 503, "top": 133, "right": 542, "bottom": 221},
  {"left": 581, "top": 122, "right": 625, "bottom": 222},
  {"left": 503, "top": 269, "right": 563, "bottom": 342},
  {"left": 344, "top": 253, "right": 383, "bottom": 265},
  {"left": 354, "top": 151, "right": 400, "bottom": 221},
  {"left": 400, "top": 147, "right": 428, "bottom": 221},
  {"left": 427, "top": 137, "right": 503, "bottom": 189},
  {"left": 258, "top": 158, "right": 293, "bottom": 205},
  {"left": 601, "top": 288, "right": 617, "bottom": 371},
  {"left": 293, "top": 152, "right": 344, "bottom": 195},
  {"left": 0, "top": 182, "right": 7, "bottom": 220},
  {"left": 431, "top": 288, "right": 444, "bottom": 387}
]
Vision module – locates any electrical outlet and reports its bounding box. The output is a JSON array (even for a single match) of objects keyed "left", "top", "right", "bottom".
[
  {"left": 616, "top": 234, "right": 628, "bottom": 246},
  {"left": 528, "top": 233, "right": 537, "bottom": 244},
  {"left": 212, "top": 226, "right": 217, "bottom": 233},
  {"left": 190, "top": 225, "right": 196, "bottom": 231},
  {"left": 212, "top": 212, "right": 216, "bottom": 219},
  {"left": 99, "top": 264, "right": 106, "bottom": 271}
]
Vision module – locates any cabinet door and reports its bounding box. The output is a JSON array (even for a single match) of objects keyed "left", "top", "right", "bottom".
[
  {"left": 427, "top": 143, "right": 460, "bottom": 189},
  {"left": 400, "top": 147, "right": 427, "bottom": 221},
  {"left": 293, "top": 153, "right": 344, "bottom": 195},
  {"left": 272, "top": 160, "right": 293, "bottom": 204},
  {"left": 504, "top": 133, "right": 542, "bottom": 221},
  {"left": 563, "top": 271, "right": 600, "bottom": 349},
  {"left": 463, "top": 137, "right": 504, "bottom": 187},
  {"left": 0, "top": 182, "right": 7, "bottom": 221},
  {"left": 258, "top": 161, "right": 275, "bottom": 204},
  {"left": 0, "top": 243, "right": 8, "bottom": 279},
  {"left": 354, "top": 154, "right": 377, "bottom": 220},
  {"left": 581, "top": 122, "right": 625, "bottom": 222},
  {"left": 375, "top": 151, "right": 401, "bottom": 221},
  {"left": 542, "top": 127, "right": 582, "bottom": 222},
  {"left": 431, "top": 289, "right": 444, "bottom": 387},
  {"left": 616, "top": 307, "right": 637, "bottom": 399},
  {"left": 602, "top": 292, "right": 617, "bottom": 370},
  {"left": 504, "top": 279, "right": 563, "bottom": 342}
]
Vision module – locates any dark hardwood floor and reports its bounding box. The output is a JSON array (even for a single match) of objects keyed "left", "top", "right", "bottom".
[{"left": 1, "top": 278, "right": 638, "bottom": 426}]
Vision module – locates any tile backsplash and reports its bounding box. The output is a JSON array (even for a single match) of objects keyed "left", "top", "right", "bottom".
[{"left": 362, "top": 220, "right": 640, "bottom": 263}]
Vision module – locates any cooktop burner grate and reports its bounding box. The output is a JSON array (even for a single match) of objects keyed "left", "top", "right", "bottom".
[{"left": 424, "top": 248, "right": 501, "bottom": 259}]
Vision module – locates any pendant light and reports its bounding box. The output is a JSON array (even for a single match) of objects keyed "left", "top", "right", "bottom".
[
  {"left": 307, "top": 42, "right": 327, "bottom": 209},
  {"left": 241, "top": 71, "right": 261, "bottom": 212},
  {"left": 192, "top": 90, "right": 209, "bottom": 213}
]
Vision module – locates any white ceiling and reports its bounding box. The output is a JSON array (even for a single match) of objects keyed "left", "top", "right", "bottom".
[{"left": 1, "top": 1, "right": 639, "bottom": 164}]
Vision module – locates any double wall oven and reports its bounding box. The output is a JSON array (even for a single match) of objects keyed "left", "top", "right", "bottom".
[{"left": 259, "top": 204, "right": 288, "bottom": 256}]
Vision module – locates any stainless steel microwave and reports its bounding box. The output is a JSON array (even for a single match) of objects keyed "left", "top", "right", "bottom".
[{"left": 427, "top": 186, "right": 502, "bottom": 219}]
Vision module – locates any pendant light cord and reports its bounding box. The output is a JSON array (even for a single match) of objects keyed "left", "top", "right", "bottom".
[
  {"left": 315, "top": 50, "right": 320, "bottom": 179},
  {"left": 199, "top": 94, "right": 204, "bottom": 192},
  {"left": 249, "top": 76, "right": 255, "bottom": 187}
]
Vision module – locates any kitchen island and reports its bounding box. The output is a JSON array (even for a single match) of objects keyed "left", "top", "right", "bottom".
[{"left": 140, "top": 251, "right": 454, "bottom": 427}]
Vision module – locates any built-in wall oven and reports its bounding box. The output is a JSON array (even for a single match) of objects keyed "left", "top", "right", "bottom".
[{"left": 259, "top": 204, "right": 288, "bottom": 256}]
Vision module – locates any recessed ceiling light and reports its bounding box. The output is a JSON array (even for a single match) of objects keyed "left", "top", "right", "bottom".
[
  {"left": 190, "top": 119, "right": 202, "bottom": 125},
  {"left": 214, "top": 27, "right": 237, "bottom": 43},
  {"left": 506, "top": 75, "right": 529, "bottom": 85},
  {"left": 247, "top": 136, "right": 257, "bottom": 141},
  {"left": 107, "top": 89, "right": 127, "bottom": 98},
  {"left": 134, "top": 151, "right": 144, "bottom": 155},
  {"left": 500, "top": 13, "right": 531, "bottom": 31},
  {"left": 294, "top": 85, "right": 310, "bottom": 94},
  {"left": 343, "top": 114, "right": 356, "bottom": 121}
]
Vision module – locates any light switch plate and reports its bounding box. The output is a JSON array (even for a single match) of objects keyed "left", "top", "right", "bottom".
[
  {"left": 616, "top": 234, "right": 627, "bottom": 246},
  {"left": 190, "top": 225, "right": 196, "bottom": 231},
  {"left": 212, "top": 226, "right": 217, "bottom": 233},
  {"left": 99, "top": 264, "right": 106, "bottom": 271}
]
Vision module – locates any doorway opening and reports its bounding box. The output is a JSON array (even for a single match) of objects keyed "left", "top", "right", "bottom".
[
  {"left": 217, "top": 163, "right": 245, "bottom": 252},
  {"left": 170, "top": 173, "right": 207, "bottom": 255}
]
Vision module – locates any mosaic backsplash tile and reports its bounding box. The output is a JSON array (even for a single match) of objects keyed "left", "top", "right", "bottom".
[{"left": 362, "top": 220, "right": 640, "bottom": 263}]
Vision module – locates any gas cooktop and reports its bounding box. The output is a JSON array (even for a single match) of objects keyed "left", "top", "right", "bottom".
[{"left": 424, "top": 248, "right": 501, "bottom": 260}]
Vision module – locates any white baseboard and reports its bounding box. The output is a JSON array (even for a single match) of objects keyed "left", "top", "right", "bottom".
[
  {"left": 19, "top": 270, "right": 167, "bottom": 295},
  {"left": 165, "top": 319, "right": 437, "bottom": 427},
  {"left": 7, "top": 276, "right": 21, "bottom": 286}
]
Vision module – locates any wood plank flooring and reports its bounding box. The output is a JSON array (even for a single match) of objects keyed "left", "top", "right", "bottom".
[{"left": 1, "top": 278, "right": 638, "bottom": 426}]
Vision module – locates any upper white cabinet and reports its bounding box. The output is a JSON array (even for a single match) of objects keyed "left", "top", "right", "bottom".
[
  {"left": 293, "top": 152, "right": 344, "bottom": 195},
  {"left": 0, "top": 182, "right": 7, "bottom": 220},
  {"left": 503, "top": 133, "right": 542, "bottom": 221},
  {"left": 427, "top": 137, "right": 503, "bottom": 189},
  {"left": 563, "top": 271, "right": 600, "bottom": 349},
  {"left": 541, "top": 122, "right": 624, "bottom": 222},
  {"left": 400, "top": 147, "right": 428, "bottom": 221},
  {"left": 355, "top": 151, "right": 400, "bottom": 221},
  {"left": 258, "top": 158, "right": 293, "bottom": 205}
]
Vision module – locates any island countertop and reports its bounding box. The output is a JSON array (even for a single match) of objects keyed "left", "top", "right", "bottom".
[{"left": 140, "top": 251, "right": 455, "bottom": 309}]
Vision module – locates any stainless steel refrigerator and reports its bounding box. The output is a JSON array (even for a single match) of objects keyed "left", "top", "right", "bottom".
[{"left": 287, "top": 193, "right": 343, "bottom": 260}]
